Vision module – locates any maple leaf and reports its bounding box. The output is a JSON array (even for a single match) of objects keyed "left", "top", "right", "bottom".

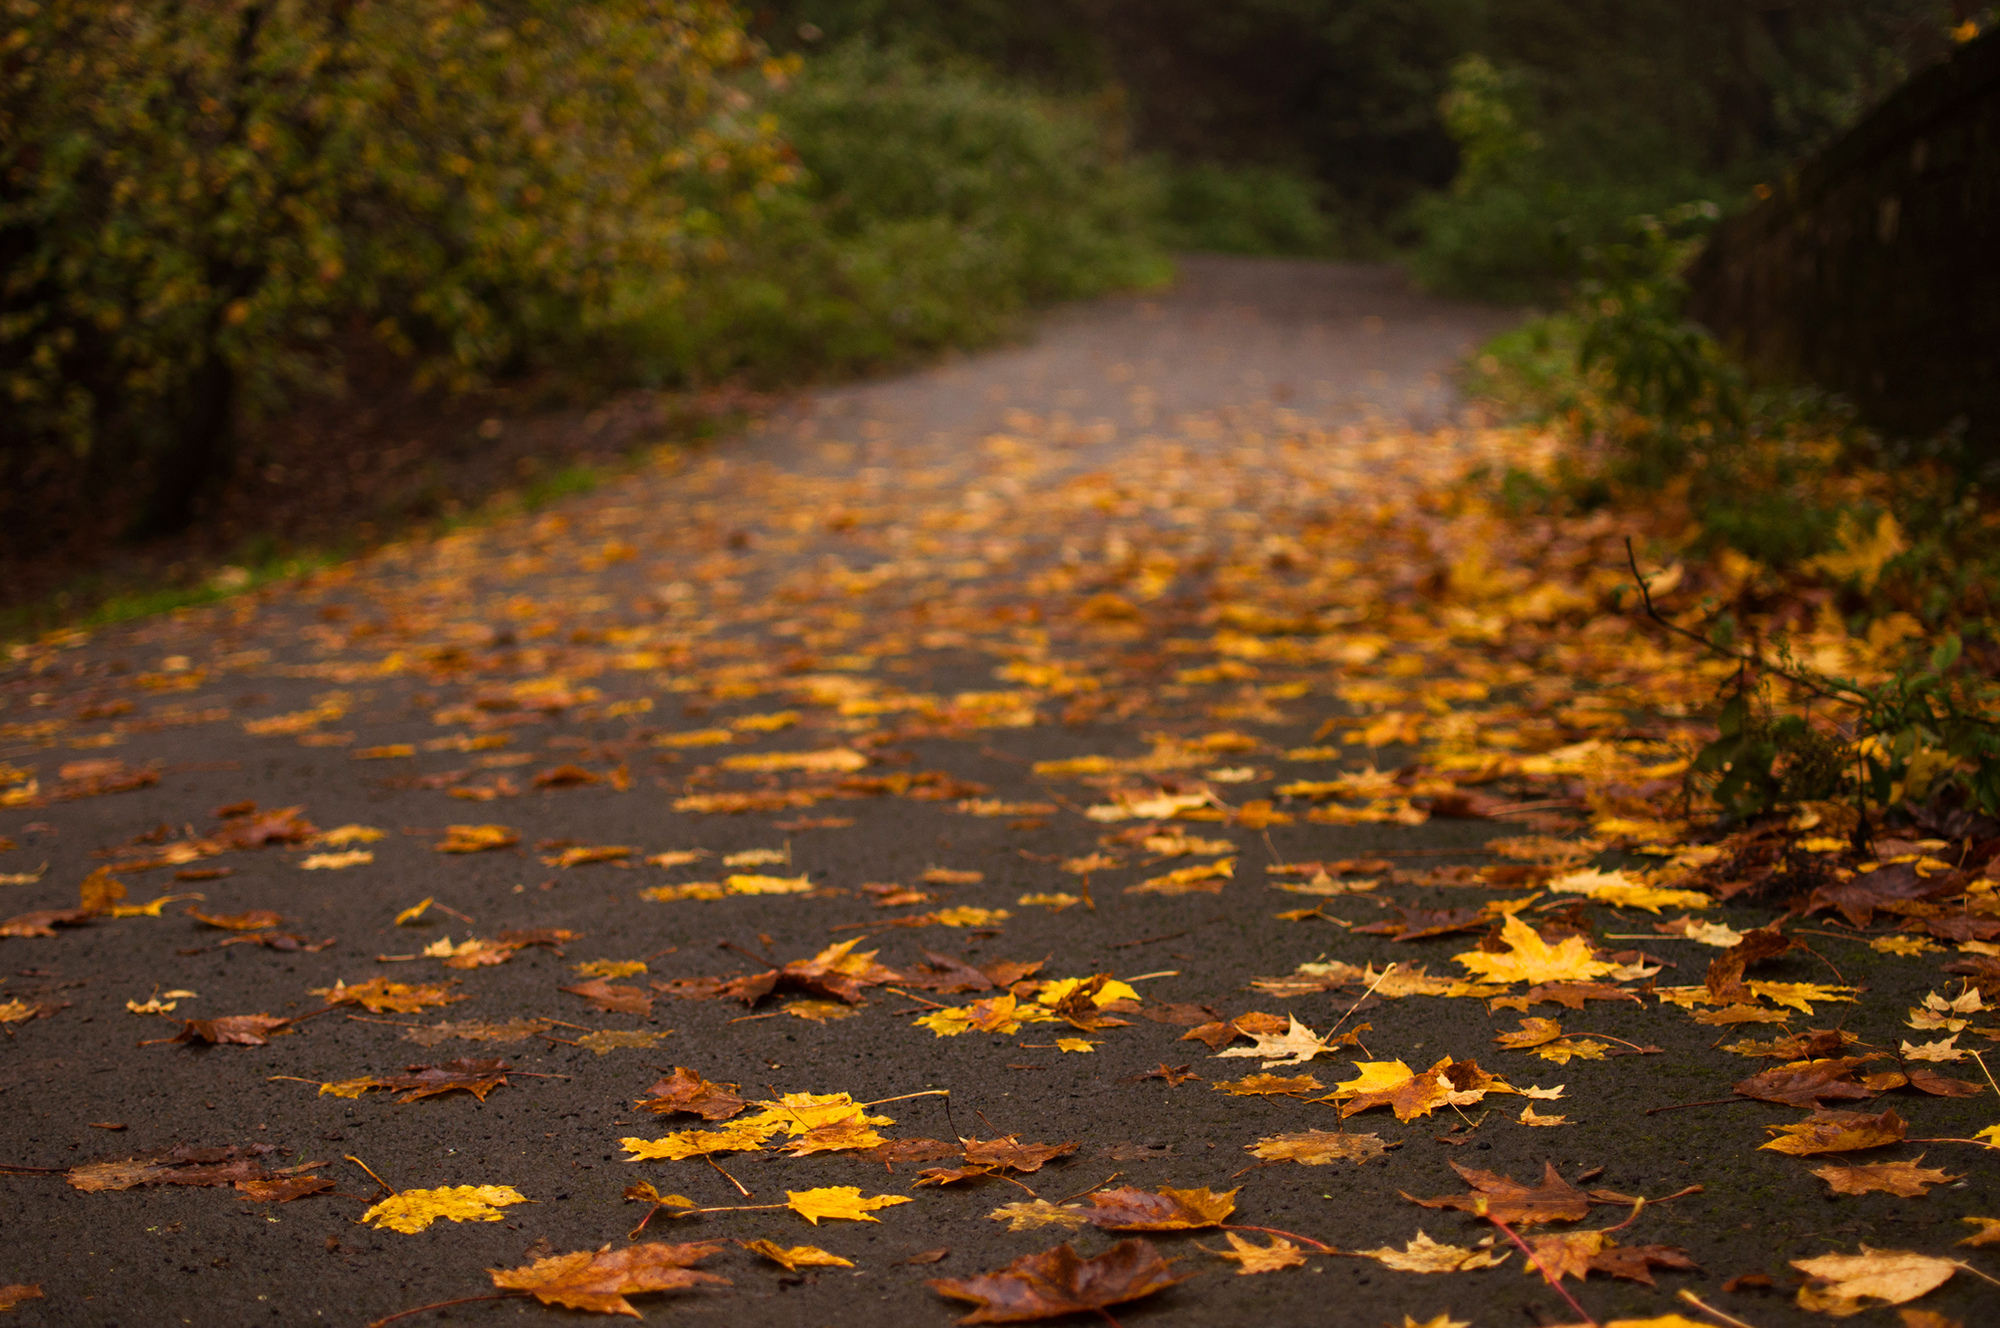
[
  {"left": 322, "top": 1058, "right": 514, "bottom": 1103},
  {"left": 561, "top": 978, "right": 653, "bottom": 1016},
  {"left": 401, "top": 1018, "right": 551, "bottom": 1047},
  {"left": 66, "top": 1143, "right": 281, "bottom": 1192},
  {"left": 168, "top": 1014, "right": 292, "bottom": 1046},
  {"left": 1212, "top": 1015, "right": 1350, "bottom": 1067},
  {"left": 962, "top": 1136, "right": 1079, "bottom": 1174},
  {"left": 621, "top": 1121, "right": 783, "bottom": 1160},
  {"left": 1357, "top": 1230, "right": 1510, "bottom": 1273},
  {"left": 1332, "top": 1057, "right": 1505, "bottom": 1121},
  {"left": 741, "top": 1240, "right": 853, "bottom": 1270},
  {"left": 185, "top": 907, "right": 283, "bottom": 931},
  {"left": 1960, "top": 1217, "right": 2000, "bottom": 1247},
  {"left": 1082, "top": 1185, "right": 1236, "bottom": 1231},
  {"left": 362, "top": 1184, "right": 527, "bottom": 1233},
  {"left": 785, "top": 1187, "right": 913, "bottom": 1224},
  {"left": 637, "top": 1067, "right": 745, "bottom": 1121},
  {"left": 1811, "top": 1157, "right": 1961, "bottom": 1197},
  {"left": 1547, "top": 868, "right": 1710, "bottom": 913},
  {"left": 1404, "top": 1162, "right": 1591, "bottom": 1227},
  {"left": 1734, "top": 1057, "right": 1881, "bottom": 1108},
  {"left": 1246, "top": 1130, "right": 1396, "bottom": 1166},
  {"left": 490, "top": 1241, "right": 729, "bottom": 1316},
  {"left": 1199, "top": 1231, "right": 1306, "bottom": 1275},
  {"left": 988, "top": 1200, "right": 1090, "bottom": 1232},
  {"left": 234, "top": 1174, "right": 334, "bottom": 1202},
  {"left": 1790, "top": 1247, "right": 1960, "bottom": 1316},
  {"left": 1213, "top": 1072, "right": 1322, "bottom": 1097},
  {"left": 1519, "top": 1105, "right": 1568, "bottom": 1126},
  {"left": 1454, "top": 914, "right": 1618, "bottom": 986},
  {"left": 930, "top": 1240, "right": 1185, "bottom": 1324},
  {"left": 312, "top": 977, "right": 463, "bottom": 1014},
  {"left": 433, "top": 824, "right": 519, "bottom": 853},
  {"left": 1761, "top": 1109, "right": 1907, "bottom": 1156},
  {"left": 1127, "top": 857, "right": 1234, "bottom": 895},
  {"left": 299, "top": 850, "right": 372, "bottom": 870},
  {"left": 1495, "top": 1017, "right": 1566, "bottom": 1049}
]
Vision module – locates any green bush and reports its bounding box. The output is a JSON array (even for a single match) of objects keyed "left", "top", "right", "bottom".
[
  {"left": 0, "top": 0, "right": 789, "bottom": 534},
  {"left": 1154, "top": 163, "right": 1337, "bottom": 256},
  {"left": 612, "top": 44, "right": 1168, "bottom": 386}
]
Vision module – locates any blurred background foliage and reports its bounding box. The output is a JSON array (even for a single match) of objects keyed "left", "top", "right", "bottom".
[{"left": 0, "top": 0, "right": 1971, "bottom": 547}]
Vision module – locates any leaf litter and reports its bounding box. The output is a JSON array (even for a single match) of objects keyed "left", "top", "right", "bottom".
[{"left": 5, "top": 327, "right": 1998, "bottom": 1328}]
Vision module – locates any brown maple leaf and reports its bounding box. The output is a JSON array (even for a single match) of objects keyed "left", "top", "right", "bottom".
[
  {"left": 1812, "top": 1156, "right": 1961, "bottom": 1197},
  {"left": 235, "top": 1175, "right": 335, "bottom": 1202},
  {"left": 929, "top": 1240, "right": 1184, "bottom": 1324},
  {"left": 1355, "top": 905, "right": 1494, "bottom": 941},
  {"left": 66, "top": 1143, "right": 282, "bottom": 1192},
  {"left": 1760, "top": 1108, "right": 1906, "bottom": 1156},
  {"left": 1733, "top": 1057, "right": 1882, "bottom": 1108},
  {"left": 1246, "top": 1130, "right": 1397, "bottom": 1166},
  {"left": 1082, "top": 1185, "right": 1236, "bottom": 1231},
  {"left": 185, "top": 907, "right": 283, "bottom": 931},
  {"left": 860, "top": 1139, "right": 962, "bottom": 1169},
  {"left": 1403, "top": 1161, "right": 1591, "bottom": 1227},
  {"left": 1804, "top": 861, "right": 1964, "bottom": 928},
  {"left": 1124, "top": 1063, "right": 1201, "bottom": 1086},
  {"left": 1212, "top": 1073, "right": 1322, "bottom": 1097},
  {"left": 490, "top": 1240, "right": 729, "bottom": 1315},
  {"left": 962, "top": 1136, "right": 1079, "bottom": 1174},
  {"left": 312, "top": 977, "right": 464, "bottom": 1014},
  {"left": 636, "top": 1067, "right": 745, "bottom": 1121},
  {"left": 329, "top": 1058, "right": 514, "bottom": 1103},
  {"left": 168, "top": 1014, "right": 293, "bottom": 1046},
  {"left": 561, "top": 978, "right": 653, "bottom": 1017}
]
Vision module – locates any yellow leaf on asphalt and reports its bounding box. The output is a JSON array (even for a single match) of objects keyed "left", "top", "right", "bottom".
[
  {"left": 1453, "top": 914, "right": 1618, "bottom": 986},
  {"left": 740, "top": 1239, "right": 853, "bottom": 1270},
  {"left": 1518, "top": 1105, "right": 1568, "bottom": 1126},
  {"left": 988, "top": 1200, "right": 1089, "bottom": 1232},
  {"left": 361, "top": 1184, "right": 527, "bottom": 1233},
  {"left": 1791, "top": 1246, "right": 1957, "bottom": 1315},
  {"left": 299, "top": 850, "right": 372, "bottom": 870},
  {"left": 1359, "top": 1230, "right": 1509, "bottom": 1273},
  {"left": 1199, "top": 1231, "right": 1306, "bottom": 1275},
  {"left": 1547, "top": 868, "right": 1709, "bottom": 913},
  {"left": 784, "top": 1187, "right": 912, "bottom": 1224}
]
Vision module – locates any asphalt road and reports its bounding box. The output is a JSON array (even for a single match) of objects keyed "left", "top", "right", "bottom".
[{"left": 1, "top": 257, "right": 1990, "bottom": 1328}]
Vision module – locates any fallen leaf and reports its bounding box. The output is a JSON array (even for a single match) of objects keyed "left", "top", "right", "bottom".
[
  {"left": 1212, "top": 1015, "right": 1352, "bottom": 1067},
  {"left": 561, "top": 978, "right": 653, "bottom": 1016},
  {"left": 930, "top": 1239, "right": 1184, "bottom": 1324},
  {"left": 1404, "top": 1162, "right": 1591, "bottom": 1226},
  {"left": 1082, "top": 1185, "right": 1236, "bottom": 1231},
  {"left": 1791, "top": 1247, "right": 1959, "bottom": 1316},
  {"left": 988, "top": 1200, "right": 1090, "bottom": 1232},
  {"left": 169, "top": 1014, "right": 292, "bottom": 1046},
  {"left": 234, "top": 1175, "right": 334, "bottom": 1202},
  {"left": 785, "top": 1187, "right": 914, "bottom": 1224},
  {"left": 741, "top": 1239, "right": 853, "bottom": 1270},
  {"left": 1959, "top": 1217, "right": 2000, "bottom": 1247},
  {"left": 320, "top": 1058, "right": 514, "bottom": 1103},
  {"left": 312, "top": 977, "right": 464, "bottom": 1014},
  {"left": 185, "top": 907, "right": 283, "bottom": 931},
  {"left": 489, "top": 1241, "right": 728, "bottom": 1315},
  {"left": 0, "top": 1285, "right": 43, "bottom": 1311},
  {"left": 1761, "top": 1109, "right": 1907, "bottom": 1156},
  {"left": 362, "top": 1184, "right": 528, "bottom": 1233},
  {"left": 434, "top": 824, "right": 519, "bottom": 853},
  {"left": 1200, "top": 1231, "right": 1306, "bottom": 1275},
  {"left": 1213, "top": 1072, "right": 1323, "bottom": 1097},
  {"left": 1518, "top": 1105, "right": 1569, "bottom": 1127},
  {"left": 637, "top": 1068, "right": 746, "bottom": 1121},
  {"left": 1358, "top": 1230, "right": 1510, "bottom": 1273},
  {"left": 401, "top": 1018, "right": 551, "bottom": 1047},
  {"left": 1811, "top": 1157, "right": 1961, "bottom": 1197},
  {"left": 1454, "top": 914, "right": 1619, "bottom": 986},
  {"left": 1246, "top": 1130, "right": 1396, "bottom": 1166},
  {"left": 66, "top": 1143, "right": 282, "bottom": 1192},
  {"left": 299, "top": 850, "right": 372, "bottom": 870},
  {"left": 575, "top": 1030, "right": 672, "bottom": 1055}
]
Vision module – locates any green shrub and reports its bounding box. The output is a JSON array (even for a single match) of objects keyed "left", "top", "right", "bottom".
[
  {"left": 0, "top": 0, "right": 788, "bottom": 534},
  {"left": 1154, "top": 163, "right": 1337, "bottom": 256},
  {"left": 611, "top": 44, "right": 1168, "bottom": 386}
]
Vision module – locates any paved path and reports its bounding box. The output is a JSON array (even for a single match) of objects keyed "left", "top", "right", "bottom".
[{"left": 1, "top": 260, "right": 1983, "bottom": 1328}]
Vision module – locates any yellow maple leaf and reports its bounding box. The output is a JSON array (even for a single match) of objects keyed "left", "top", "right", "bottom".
[
  {"left": 1547, "top": 868, "right": 1709, "bottom": 913},
  {"left": 784, "top": 1187, "right": 912, "bottom": 1224},
  {"left": 1453, "top": 914, "right": 1618, "bottom": 985},
  {"left": 987, "top": 1200, "right": 1090, "bottom": 1231},
  {"left": 1053, "top": 1037, "right": 1096, "bottom": 1053},
  {"left": 620, "top": 1121, "right": 782, "bottom": 1160},
  {"left": 299, "top": 850, "right": 372, "bottom": 870},
  {"left": 740, "top": 1092, "right": 893, "bottom": 1136},
  {"left": 1199, "top": 1231, "right": 1306, "bottom": 1275},
  {"left": 1359, "top": 1230, "right": 1509, "bottom": 1273},
  {"left": 725, "top": 873, "right": 813, "bottom": 896},
  {"left": 740, "top": 1239, "right": 853, "bottom": 1270},
  {"left": 361, "top": 1184, "right": 527, "bottom": 1233},
  {"left": 1127, "top": 856, "right": 1236, "bottom": 895}
]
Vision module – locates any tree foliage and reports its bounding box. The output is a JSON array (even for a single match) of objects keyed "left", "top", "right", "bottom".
[{"left": 1, "top": 0, "right": 791, "bottom": 532}]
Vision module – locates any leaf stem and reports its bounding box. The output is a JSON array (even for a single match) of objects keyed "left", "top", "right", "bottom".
[
  {"left": 1218, "top": 1223, "right": 1338, "bottom": 1254},
  {"left": 1483, "top": 1210, "right": 1598, "bottom": 1327},
  {"left": 344, "top": 1154, "right": 397, "bottom": 1197},
  {"left": 1676, "top": 1289, "right": 1760, "bottom": 1328},
  {"left": 366, "top": 1291, "right": 523, "bottom": 1328}
]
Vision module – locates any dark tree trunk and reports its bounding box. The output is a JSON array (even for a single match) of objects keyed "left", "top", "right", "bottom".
[{"left": 132, "top": 351, "right": 237, "bottom": 538}]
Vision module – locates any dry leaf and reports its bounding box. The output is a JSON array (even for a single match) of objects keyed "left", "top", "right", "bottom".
[
  {"left": 785, "top": 1187, "right": 914, "bottom": 1224},
  {"left": 1454, "top": 914, "right": 1618, "bottom": 986},
  {"left": 361, "top": 1184, "right": 527, "bottom": 1233},
  {"left": 1212, "top": 1015, "right": 1351, "bottom": 1067},
  {"left": 1082, "top": 1185, "right": 1235, "bottom": 1231},
  {"left": 0, "top": 1285, "right": 43, "bottom": 1311},
  {"left": 987, "top": 1200, "right": 1090, "bottom": 1232},
  {"left": 1404, "top": 1162, "right": 1591, "bottom": 1226},
  {"left": 312, "top": 977, "right": 463, "bottom": 1014},
  {"left": 434, "top": 824, "right": 519, "bottom": 853},
  {"left": 561, "top": 978, "right": 653, "bottom": 1016},
  {"left": 489, "top": 1241, "right": 728, "bottom": 1316},
  {"left": 1761, "top": 1109, "right": 1907, "bottom": 1156},
  {"left": 1246, "top": 1130, "right": 1396, "bottom": 1166},
  {"left": 1811, "top": 1157, "right": 1961, "bottom": 1197},
  {"left": 1791, "top": 1247, "right": 1959, "bottom": 1316},
  {"left": 930, "top": 1240, "right": 1184, "bottom": 1324},
  {"left": 740, "top": 1239, "right": 854, "bottom": 1270},
  {"left": 1958, "top": 1217, "right": 2000, "bottom": 1247},
  {"left": 1359, "top": 1230, "right": 1510, "bottom": 1273},
  {"left": 1213, "top": 1072, "right": 1323, "bottom": 1097},
  {"left": 1200, "top": 1231, "right": 1306, "bottom": 1275}
]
